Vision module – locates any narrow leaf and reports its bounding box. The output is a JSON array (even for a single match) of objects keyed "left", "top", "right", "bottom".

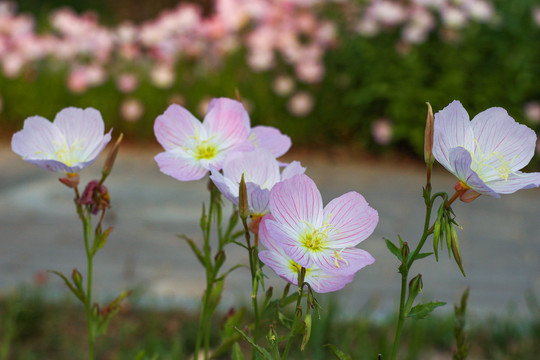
[
  {"left": 384, "top": 238, "right": 402, "bottom": 261},
  {"left": 178, "top": 234, "right": 206, "bottom": 266},
  {"left": 48, "top": 270, "right": 85, "bottom": 303},
  {"left": 323, "top": 344, "right": 352, "bottom": 360},
  {"left": 407, "top": 301, "right": 446, "bottom": 319},
  {"left": 233, "top": 327, "right": 273, "bottom": 360}
]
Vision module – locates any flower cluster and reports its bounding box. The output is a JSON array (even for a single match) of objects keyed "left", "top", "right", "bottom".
[
  {"left": 154, "top": 97, "right": 378, "bottom": 293},
  {"left": 354, "top": 0, "right": 495, "bottom": 45}
]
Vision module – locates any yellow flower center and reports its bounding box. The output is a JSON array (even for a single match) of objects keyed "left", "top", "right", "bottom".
[
  {"left": 194, "top": 141, "right": 218, "bottom": 160},
  {"left": 465, "top": 139, "right": 517, "bottom": 182}
]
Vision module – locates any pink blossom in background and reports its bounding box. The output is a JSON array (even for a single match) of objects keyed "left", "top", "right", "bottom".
[
  {"left": 116, "top": 73, "right": 138, "bottom": 93},
  {"left": 210, "top": 149, "right": 304, "bottom": 214},
  {"left": 258, "top": 214, "right": 356, "bottom": 293},
  {"left": 534, "top": 6, "right": 540, "bottom": 27},
  {"left": 265, "top": 174, "right": 377, "bottom": 275},
  {"left": 372, "top": 118, "right": 393, "bottom": 145},
  {"left": 120, "top": 98, "right": 144, "bottom": 122},
  {"left": 154, "top": 98, "right": 253, "bottom": 181},
  {"left": 288, "top": 92, "right": 314, "bottom": 117},
  {"left": 11, "top": 107, "right": 112, "bottom": 173},
  {"left": 272, "top": 75, "right": 295, "bottom": 96},
  {"left": 433, "top": 100, "right": 540, "bottom": 202},
  {"left": 150, "top": 63, "right": 175, "bottom": 88},
  {"left": 524, "top": 101, "right": 540, "bottom": 124}
]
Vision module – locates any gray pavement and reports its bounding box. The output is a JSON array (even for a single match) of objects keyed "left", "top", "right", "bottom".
[{"left": 1, "top": 143, "right": 539, "bottom": 319}]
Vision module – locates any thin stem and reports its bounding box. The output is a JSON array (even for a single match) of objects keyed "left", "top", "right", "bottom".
[
  {"left": 445, "top": 190, "right": 460, "bottom": 209},
  {"left": 390, "top": 273, "right": 408, "bottom": 360},
  {"left": 282, "top": 268, "right": 306, "bottom": 360}
]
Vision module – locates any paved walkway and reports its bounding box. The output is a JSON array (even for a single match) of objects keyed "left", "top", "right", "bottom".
[{"left": 1, "top": 144, "right": 539, "bottom": 318}]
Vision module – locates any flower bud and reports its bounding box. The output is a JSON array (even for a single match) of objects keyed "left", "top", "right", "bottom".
[
  {"left": 401, "top": 241, "right": 410, "bottom": 261},
  {"left": 451, "top": 227, "right": 466, "bottom": 276},
  {"left": 424, "top": 102, "right": 434, "bottom": 167},
  {"left": 71, "top": 268, "right": 84, "bottom": 292},
  {"left": 239, "top": 174, "right": 249, "bottom": 220},
  {"left": 404, "top": 273, "right": 423, "bottom": 315},
  {"left": 102, "top": 133, "right": 123, "bottom": 179}
]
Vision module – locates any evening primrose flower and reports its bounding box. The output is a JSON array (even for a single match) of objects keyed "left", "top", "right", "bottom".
[
  {"left": 11, "top": 107, "right": 112, "bottom": 173},
  {"left": 258, "top": 214, "right": 355, "bottom": 293},
  {"left": 209, "top": 148, "right": 305, "bottom": 215},
  {"left": 433, "top": 100, "right": 540, "bottom": 202},
  {"left": 154, "top": 98, "right": 253, "bottom": 181},
  {"left": 265, "top": 174, "right": 377, "bottom": 275}
]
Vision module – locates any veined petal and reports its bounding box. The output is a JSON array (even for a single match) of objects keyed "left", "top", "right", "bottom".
[
  {"left": 433, "top": 100, "right": 475, "bottom": 172},
  {"left": 486, "top": 171, "right": 540, "bottom": 194},
  {"left": 155, "top": 151, "right": 207, "bottom": 181},
  {"left": 266, "top": 219, "right": 314, "bottom": 268},
  {"left": 259, "top": 250, "right": 299, "bottom": 286},
  {"left": 23, "top": 158, "right": 76, "bottom": 173},
  {"left": 247, "top": 184, "right": 270, "bottom": 215},
  {"left": 269, "top": 174, "right": 324, "bottom": 233},
  {"left": 280, "top": 161, "right": 306, "bottom": 181},
  {"left": 449, "top": 147, "right": 499, "bottom": 198},
  {"left": 208, "top": 97, "right": 251, "bottom": 131},
  {"left": 305, "top": 269, "right": 355, "bottom": 293},
  {"left": 222, "top": 149, "right": 280, "bottom": 188},
  {"left": 323, "top": 192, "right": 378, "bottom": 247},
  {"left": 11, "top": 116, "right": 64, "bottom": 162},
  {"left": 203, "top": 98, "right": 250, "bottom": 149},
  {"left": 209, "top": 170, "right": 240, "bottom": 205},
  {"left": 249, "top": 125, "right": 292, "bottom": 158},
  {"left": 471, "top": 107, "right": 537, "bottom": 171},
  {"left": 154, "top": 104, "right": 204, "bottom": 151},
  {"left": 314, "top": 247, "right": 375, "bottom": 275},
  {"left": 53, "top": 107, "right": 107, "bottom": 160}
]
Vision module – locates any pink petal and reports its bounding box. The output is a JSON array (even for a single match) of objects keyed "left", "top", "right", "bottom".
[
  {"left": 269, "top": 174, "right": 323, "bottom": 233},
  {"left": 305, "top": 269, "right": 355, "bottom": 293},
  {"left": 258, "top": 250, "right": 299, "bottom": 287},
  {"left": 323, "top": 191, "right": 378, "bottom": 247},
  {"left": 313, "top": 247, "right": 375, "bottom": 275},
  {"left": 265, "top": 219, "right": 314, "bottom": 268},
  {"left": 155, "top": 151, "right": 207, "bottom": 181},
  {"left": 280, "top": 161, "right": 306, "bottom": 181},
  {"left": 11, "top": 116, "right": 64, "bottom": 161},
  {"left": 249, "top": 126, "right": 292, "bottom": 158},
  {"left": 209, "top": 170, "right": 239, "bottom": 205},
  {"left": 222, "top": 149, "right": 280, "bottom": 188},
  {"left": 208, "top": 97, "right": 251, "bottom": 131},
  {"left": 53, "top": 107, "right": 109, "bottom": 161},
  {"left": 154, "top": 104, "right": 204, "bottom": 151},
  {"left": 470, "top": 107, "right": 536, "bottom": 171},
  {"left": 449, "top": 147, "right": 499, "bottom": 198},
  {"left": 247, "top": 185, "right": 270, "bottom": 214},
  {"left": 433, "top": 100, "right": 475, "bottom": 172},
  {"left": 486, "top": 171, "right": 540, "bottom": 194},
  {"left": 203, "top": 98, "right": 251, "bottom": 149}
]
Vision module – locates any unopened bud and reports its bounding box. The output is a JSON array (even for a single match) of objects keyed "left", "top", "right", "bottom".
[
  {"left": 267, "top": 324, "right": 278, "bottom": 343},
  {"left": 301, "top": 312, "right": 312, "bottom": 351},
  {"left": 424, "top": 102, "right": 434, "bottom": 167},
  {"left": 239, "top": 174, "right": 249, "bottom": 220},
  {"left": 408, "top": 274, "right": 423, "bottom": 296},
  {"left": 401, "top": 241, "right": 410, "bottom": 261},
  {"left": 71, "top": 268, "right": 84, "bottom": 291},
  {"left": 214, "top": 250, "right": 226, "bottom": 269},
  {"left": 59, "top": 173, "right": 80, "bottom": 188},
  {"left": 450, "top": 227, "right": 466, "bottom": 276},
  {"left": 102, "top": 133, "right": 123, "bottom": 179}
]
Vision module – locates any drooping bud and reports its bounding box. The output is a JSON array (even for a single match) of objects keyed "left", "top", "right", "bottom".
[
  {"left": 239, "top": 174, "right": 249, "bottom": 221},
  {"left": 450, "top": 227, "right": 466, "bottom": 276},
  {"left": 102, "top": 133, "right": 123, "bottom": 179},
  {"left": 59, "top": 172, "right": 80, "bottom": 188},
  {"left": 424, "top": 102, "right": 434, "bottom": 167},
  {"left": 433, "top": 220, "right": 441, "bottom": 261}
]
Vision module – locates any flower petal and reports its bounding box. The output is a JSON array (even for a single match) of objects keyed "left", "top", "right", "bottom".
[
  {"left": 323, "top": 191, "right": 378, "bottom": 248},
  {"left": 155, "top": 151, "right": 207, "bottom": 181},
  {"left": 486, "top": 171, "right": 540, "bottom": 194},
  {"left": 433, "top": 100, "right": 475, "bottom": 172},
  {"left": 313, "top": 247, "right": 375, "bottom": 275},
  {"left": 259, "top": 250, "right": 299, "bottom": 286},
  {"left": 269, "top": 174, "right": 323, "bottom": 233},
  {"left": 449, "top": 147, "right": 500, "bottom": 198},
  {"left": 249, "top": 125, "right": 292, "bottom": 158},
  {"left": 203, "top": 98, "right": 251, "bottom": 149},
  {"left": 209, "top": 170, "right": 239, "bottom": 205},
  {"left": 266, "top": 219, "right": 313, "bottom": 268},
  {"left": 222, "top": 149, "right": 280, "bottom": 189},
  {"left": 280, "top": 161, "right": 306, "bottom": 181},
  {"left": 11, "top": 116, "right": 64, "bottom": 163},
  {"left": 470, "top": 107, "right": 537, "bottom": 171},
  {"left": 154, "top": 104, "right": 204, "bottom": 151},
  {"left": 247, "top": 184, "right": 270, "bottom": 214},
  {"left": 305, "top": 269, "right": 355, "bottom": 293}
]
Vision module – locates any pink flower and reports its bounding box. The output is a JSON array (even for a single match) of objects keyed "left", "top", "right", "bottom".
[
  {"left": 258, "top": 214, "right": 355, "bottom": 293},
  {"left": 210, "top": 149, "right": 304, "bottom": 215},
  {"left": 11, "top": 107, "right": 112, "bottom": 173},
  {"left": 265, "top": 174, "right": 377, "bottom": 275},
  {"left": 433, "top": 100, "right": 540, "bottom": 202},
  {"left": 249, "top": 126, "right": 291, "bottom": 158},
  {"left": 154, "top": 98, "right": 253, "bottom": 181}
]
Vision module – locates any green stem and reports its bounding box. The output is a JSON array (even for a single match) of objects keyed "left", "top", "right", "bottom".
[
  {"left": 80, "top": 210, "right": 95, "bottom": 360},
  {"left": 390, "top": 272, "right": 408, "bottom": 360},
  {"left": 282, "top": 268, "right": 306, "bottom": 360}
]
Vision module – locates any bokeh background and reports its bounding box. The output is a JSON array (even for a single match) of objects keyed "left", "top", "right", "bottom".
[{"left": 1, "top": 0, "right": 540, "bottom": 159}]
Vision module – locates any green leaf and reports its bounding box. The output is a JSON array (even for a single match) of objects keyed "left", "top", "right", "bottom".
[
  {"left": 384, "top": 238, "right": 402, "bottom": 261},
  {"left": 231, "top": 343, "right": 246, "bottom": 360},
  {"left": 411, "top": 252, "right": 433, "bottom": 261},
  {"left": 233, "top": 327, "right": 273, "bottom": 360},
  {"left": 96, "top": 290, "right": 132, "bottom": 336},
  {"left": 407, "top": 301, "right": 446, "bottom": 319},
  {"left": 178, "top": 234, "right": 206, "bottom": 266},
  {"left": 323, "top": 344, "right": 352, "bottom": 360},
  {"left": 208, "top": 279, "right": 224, "bottom": 315}
]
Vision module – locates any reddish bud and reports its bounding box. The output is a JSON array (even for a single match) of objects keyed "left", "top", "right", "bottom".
[
  {"left": 424, "top": 102, "right": 434, "bottom": 167},
  {"left": 59, "top": 173, "right": 80, "bottom": 188}
]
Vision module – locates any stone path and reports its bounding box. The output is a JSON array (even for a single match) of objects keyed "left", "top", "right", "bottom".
[{"left": 1, "top": 144, "right": 539, "bottom": 318}]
